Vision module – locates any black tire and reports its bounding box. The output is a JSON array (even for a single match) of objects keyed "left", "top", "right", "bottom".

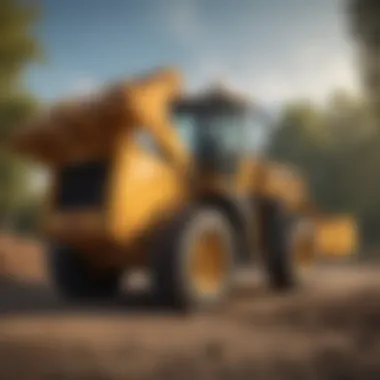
[
  {"left": 151, "top": 207, "right": 236, "bottom": 312},
  {"left": 261, "top": 199, "right": 297, "bottom": 290},
  {"left": 49, "top": 245, "right": 122, "bottom": 300}
]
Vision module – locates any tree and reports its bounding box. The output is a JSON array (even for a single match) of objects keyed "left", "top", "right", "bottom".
[
  {"left": 347, "top": 0, "right": 380, "bottom": 248},
  {"left": 268, "top": 101, "right": 338, "bottom": 211},
  {"left": 268, "top": 90, "right": 380, "bottom": 250},
  {"left": 0, "top": 0, "right": 43, "bottom": 232},
  {"left": 348, "top": 0, "right": 380, "bottom": 118}
]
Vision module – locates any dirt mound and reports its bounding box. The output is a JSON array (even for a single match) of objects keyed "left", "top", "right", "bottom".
[{"left": 0, "top": 234, "right": 47, "bottom": 284}]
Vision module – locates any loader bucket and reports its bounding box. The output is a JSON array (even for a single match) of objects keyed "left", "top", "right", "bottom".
[
  {"left": 10, "top": 67, "right": 183, "bottom": 167},
  {"left": 315, "top": 216, "right": 359, "bottom": 259}
]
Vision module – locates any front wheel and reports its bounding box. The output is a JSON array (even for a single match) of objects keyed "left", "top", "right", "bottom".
[{"left": 152, "top": 207, "right": 236, "bottom": 312}]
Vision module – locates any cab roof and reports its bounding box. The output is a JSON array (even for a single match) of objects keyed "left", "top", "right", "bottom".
[{"left": 174, "top": 84, "right": 254, "bottom": 115}]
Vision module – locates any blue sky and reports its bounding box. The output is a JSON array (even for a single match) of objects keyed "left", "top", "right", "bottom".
[{"left": 26, "top": 0, "right": 359, "bottom": 108}]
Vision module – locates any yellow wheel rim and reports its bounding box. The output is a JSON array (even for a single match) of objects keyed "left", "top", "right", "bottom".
[{"left": 190, "top": 230, "right": 228, "bottom": 296}]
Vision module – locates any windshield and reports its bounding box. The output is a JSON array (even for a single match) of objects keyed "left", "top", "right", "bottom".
[
  {"left": 172, "top": 111, "right": 197, "bottom": 154},
  {"left": 172, "top": 108, "right": 246, "bottom": 173},
  {"left": 198, "top": 113, "right": 243, "bottom": 155},
  {"left": 241, "top": 111, "right": 270, "bottom": 156},
  {"left": 173, "top": 106, "right": 269, "bottom": 156}
]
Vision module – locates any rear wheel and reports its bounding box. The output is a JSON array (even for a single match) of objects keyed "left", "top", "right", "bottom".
[
  {"left": 49, "top": 245, "right": 122, "bottom": 300},
  {"left": 262, "top": 200, "right": 316, "bottom": 290},
  {"left": 152, "top": 207, "right": 236, "bottom": 311}
]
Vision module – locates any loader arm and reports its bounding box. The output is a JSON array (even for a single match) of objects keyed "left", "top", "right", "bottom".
[
  {"left": 10, "top": 68, "right": 191, "bottom": 174},
  {"left": 111, "top": 68, "right": 192, "bottom": 177},
  {"left": 10, "top": 68, "right": 194, "bottom": 258}
]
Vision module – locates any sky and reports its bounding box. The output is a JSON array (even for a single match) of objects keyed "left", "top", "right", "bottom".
[{"left": 25, "top": 0, "right": 360, "bottom": 109}]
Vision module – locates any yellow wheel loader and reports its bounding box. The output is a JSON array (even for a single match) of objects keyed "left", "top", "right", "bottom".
[{"left": 10, "top": 68, "right": 358, "bottom": 310}]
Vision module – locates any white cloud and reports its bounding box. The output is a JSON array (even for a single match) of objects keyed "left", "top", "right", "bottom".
[
  {"left": 163, "top": 1, "right": 360, "bottom": 107},
  {"left": 210, "top": 43, "right": 361, "bottom": 108},
  {"left": 287, "top": 42, "right": 360, "bottom": 100},
  {"left": 173, "top": 40, "right": 360, "bottom": 108}
]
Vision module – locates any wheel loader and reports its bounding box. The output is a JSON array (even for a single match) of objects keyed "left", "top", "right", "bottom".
[{"left": 10, "top": 68, "right": 358, "bottom": 310}]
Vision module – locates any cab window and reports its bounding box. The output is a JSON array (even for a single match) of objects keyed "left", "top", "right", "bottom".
[
  {"left": 195, "top": 112, "right": 245, "bottom": 173},
  {"left": 172, "top": 112, "right": 197, "bottom": 154},
  {"left": 242, "top": 112, "right": 269, "bottom": 156}
]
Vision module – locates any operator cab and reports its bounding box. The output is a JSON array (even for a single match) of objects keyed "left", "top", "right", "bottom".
[{"left": 173, "top": 85, "right": 269, "bottom": 176}]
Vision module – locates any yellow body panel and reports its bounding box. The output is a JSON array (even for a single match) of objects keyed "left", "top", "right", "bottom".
[
  {"left": 236, "top": 157, "right": 260, "bottom": 195},
  {"left": 236, "top": 158, "right": 310, "bottom": 213},
  {"left": 263, "top": 162, "right": 309, "bottom": 212},
  {"left": 107, "top": 132, "right": 188, "bottom": 245},
  {"left": 315, "top": 216, "right": 358, "bottom": 258}
]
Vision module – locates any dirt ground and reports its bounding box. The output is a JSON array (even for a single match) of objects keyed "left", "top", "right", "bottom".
[{"left": 0, "top": 263, "right": 379, "bottom": 380}]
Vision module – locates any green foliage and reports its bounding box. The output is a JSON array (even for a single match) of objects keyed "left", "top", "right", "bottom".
[
  {"left": 0, "top": 0, "right": 43, "bottom": 232},
  {"left": 348, "top": 0, "right": 380, "bottom": 247},
  {"left": 0, "top": 0, "right": 42, "bottom": 95},
  {"left": 268, "top": 91, "right": 380, "bottom": 247}
]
